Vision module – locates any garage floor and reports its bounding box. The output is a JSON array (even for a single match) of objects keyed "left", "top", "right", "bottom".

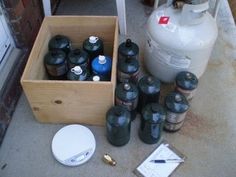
[{"left": 1, "top": 0, "right": 236, "bottom": 177}]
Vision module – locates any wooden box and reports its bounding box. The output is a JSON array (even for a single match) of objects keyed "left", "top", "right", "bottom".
[{"left": 21, "top": 16, "right": 118, "bottom": 126}]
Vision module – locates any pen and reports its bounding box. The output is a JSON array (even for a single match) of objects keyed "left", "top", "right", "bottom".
[{"left": 150, "top": 159, "right": 184, "bottom": 163}]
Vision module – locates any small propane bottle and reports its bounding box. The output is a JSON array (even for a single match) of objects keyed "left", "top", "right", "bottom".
[
  {"left": 91, "top": 55, "right": 112, "bottom": 81},
  {"left": 115, "top": 82, "right": 139, "bottom": 121},
  {"left": 106, "top": 106, "right": 131, "bottom": 146},
  {"left": 44, "top": 50, "right": 68, "bottom": 80},
  {"left": 139, "top": 103, "right": 166, "bottom": 144},
  {"left": 164, "top": 92, "right": 190, "bottom": 132},
  {"left": 137, "top": 75, "right": 161, "bottom": 113},
  {"left": 83, "top": 36, "right": 104, "bottom": 62},
  {"left": 118, "top": 39, "right": 139, "bottom": 61},
  {"left": 68, "top": 48, "right": 90, "bottom": 71},
  {"left": 175, "top": 71, "right": 198, "bottom": 100},
  {"left": 48, "top": 35, "right": 71, "bottom": 54},
  {"left": 117, "top": 56, "right": 140, "bottom": 84},
  {"left": 67, "top": 66, "right": 88, "bottom": 81}
]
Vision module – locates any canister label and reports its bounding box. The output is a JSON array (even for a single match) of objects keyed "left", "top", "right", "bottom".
[
  {"left": 46, "top": 63, "right": 67, "bottom": 76},
  {"left": 166, "top": 111, "right": 186, "bottom": 123},
  {"left": 117, "top": 70, "right": 139, "bottom": 84},
  {"left": 146, "top": 34, "right": 191, "bottom": 69},
  {"left": 175, "top": 86, "right": 197, "bottom": 100},
  {"left": 115, "top": 97, "right": 138, "bottom": 111}
]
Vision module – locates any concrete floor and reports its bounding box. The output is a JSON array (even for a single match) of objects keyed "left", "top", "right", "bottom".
[{"left": 1, "top": 0, "right": 236, "bottom": 177}]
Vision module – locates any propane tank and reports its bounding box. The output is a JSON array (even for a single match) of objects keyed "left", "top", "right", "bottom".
[
  {"left": 48, "top": 35, "right": 71, "bottom": 54},
  {"left": 68, "top": 49, "right": 90, "bottom": 70},
  {"left": 91, "top": 55, "right": 112, "bottom": 81},
  {"left": 67, "top": 66, "right": 88, "bottom": 81},
  {"left": 144, "top": 0, "right": 220, "bottom": 83}
]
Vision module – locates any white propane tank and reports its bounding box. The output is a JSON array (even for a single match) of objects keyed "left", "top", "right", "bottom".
[{"left": 144, "top": 0, "right": 221, "bottom": 83}]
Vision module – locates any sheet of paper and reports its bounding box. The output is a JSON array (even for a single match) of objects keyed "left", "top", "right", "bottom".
[{"left": 136, "top": 143, "right": 183, "bottom": 177}]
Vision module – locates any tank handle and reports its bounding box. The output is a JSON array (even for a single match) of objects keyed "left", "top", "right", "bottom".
[
  {"left": 180, "top": 1, "right": 209, "bottom": 26},
  {"left": 154, "top": 0, "right": 172, "bottom": 9}
]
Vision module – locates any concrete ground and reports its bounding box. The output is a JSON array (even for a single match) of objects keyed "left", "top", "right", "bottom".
[{"left": 1, "top": 0, "right": 236, "bottom": 177}]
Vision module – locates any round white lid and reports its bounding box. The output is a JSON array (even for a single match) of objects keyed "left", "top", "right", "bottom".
[
  {"left": 71, "top": 66, "right": 83, "bottom": 75},
  {"left": 98, "top": 55, "right": 106, "bottom": 64},
  {"left": 89, "top": 36, "right": 98, "bottom": 44},
  {"left": 93, "top": 75, "right": 100, "bottom": 82},
  {"left": 51, "top": 124, "right": 96, "bottom": 167}
]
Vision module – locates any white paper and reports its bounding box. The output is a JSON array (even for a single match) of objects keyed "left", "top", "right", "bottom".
[{"left": 136, "top": 143, "right": 183, "bottom": 177}]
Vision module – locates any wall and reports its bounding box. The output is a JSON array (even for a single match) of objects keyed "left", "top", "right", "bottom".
[
  {"left": 1, "top": 0, "right": 43, "bottom": 48},
  {"left": 0, "top": 0, "right": 44, "bottom": 145}
]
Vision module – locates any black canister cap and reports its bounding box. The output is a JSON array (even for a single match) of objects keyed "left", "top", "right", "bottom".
[
  {"left": 142, "top": 103, "right": 166, "bottom": 124},
  {"left": 115, "top": 82, "right": 139, "bottom": 101},
  {"left": 165, "top": 92, "right": 190, "bottom": 113},
  {"left": 106, "top": 106, "right": 131, "bottom": 126},
  {"left": 118, "top": 56, "right": 139, "bottom": 74},
  {"left": 175, "top": 71, "right": 198, "bottom": 90},
  {"left": 118, "top": 39, "right": 139, "bottom": 57},
  {"left": 68, "top": 49, "right": 89, "bottom": 65},
  {"left": 48, "top": 35, "right": 71, "bottom": 52},
  {"left": 138, "top": 75, "right": 161, "bottom": 94},
  {"left": 44, "top": 50, "right": 66, "bottom": 65}
]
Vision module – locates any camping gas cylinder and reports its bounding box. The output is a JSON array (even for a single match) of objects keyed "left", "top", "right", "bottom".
[
  {"left": 137, "top": 75, "right": 161, "bottom": 113},
  {"left": 118, "top": 39, "right": 139, "bottom": 61},
  {"left": 48, "top": 35, "right": 71, "bottom": 54},
  {"left": 117, "top": 56, "right": 140, "bottom": 84},
  {"left": 175, "top": 71, "right": 198, "bottom": 100},
  {"left": 144, "top": 0, "right": 220, "bottom": 83},
  {"left": 115, "top": 82, "right": 139, "bottom": 121},
  {"left": 139, "top": 103, "right": 166, "bottom": 144},
  {"left": 68, "top": 49, "right": 89, "bottom": 71},
  {"left": 83, "top": 36, "right": 104, "bottom": 62},
  {"left": 91, "top": 55, "right": 112, "bottom": 81},
  {"left": 164, "top": 92, "right": 189, "bottom": 132},
  {"left": 67, "top": 66, "right": 88, "bottom": 81},
  {"left": 44, "top": 50, "right": 68, "bottom": 80},
  {"left": 106, "top": 106, "right": 131, "bottom": 146}
]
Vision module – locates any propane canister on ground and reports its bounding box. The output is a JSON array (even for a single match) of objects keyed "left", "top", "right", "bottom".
[
  {"left": 91, "top": 55, "right": 112, "bottom": 81},
  {"left": 117, "top": 56, "right": 140, "bottom": 84},
  {"left": 175, "top": 71, "right": 198, "bottom": 100},
  {"left": 144, "top": 0, "right": 220, "bottom": 83},
  {"left": 139, "top": 103, "right": 166, "bottom": 144},
  {"left": 137, "top": 75, "right": 161, "bottom": 113},
  {"left": 68, "top": 49, "right": 89, "bottom": 71},
  {"left": 115, "top": 83, "right": 139, "bottom": 121},
  {"left": 83, "top": 36, "right": 104, "bottom": 62},
  {"left": 164, "top": 92, "right": 190, "bottom": 132},
  {"left": 106, "top": 106, "right": 131, "bottom": 146},
  {"left": 48, "top": 35, "right": 71, "bottom": 54},
  {"left": 67, "top": 66, "right": 88, "bottom": 81},
  {"left": 44, "top": 50, "right": 68, "bottom": 80},
  {"left": 118, "top": 39, "right": 139, "bottom": 61}
]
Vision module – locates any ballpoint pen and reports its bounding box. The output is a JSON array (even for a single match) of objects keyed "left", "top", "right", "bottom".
[{"left": 150, "top": 159, "right": 184, "bottom": 163}]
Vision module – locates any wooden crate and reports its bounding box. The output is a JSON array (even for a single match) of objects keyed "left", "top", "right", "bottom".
[{"left": 21, "top": 16, "right": 118, "bottom": 126}]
